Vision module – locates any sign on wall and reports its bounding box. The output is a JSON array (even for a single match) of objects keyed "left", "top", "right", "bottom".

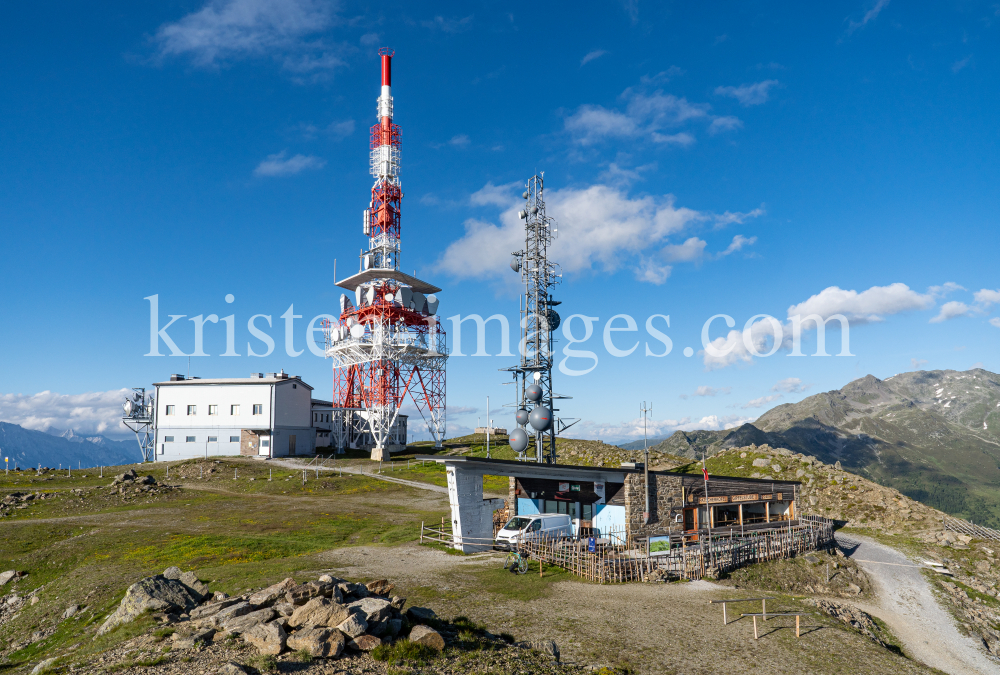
[{"left": 558, "top": 482, "right": 569, "bottom": 492}]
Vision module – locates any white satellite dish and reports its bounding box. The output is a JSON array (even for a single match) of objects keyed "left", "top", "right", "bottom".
[
  {"left": 123, "top": 400, "right": 133, "bottom": 415},
  {"left": 350, "top": 324, "right": 365, "bottom": 339},
  {"left": 355, "top": 286, "right": 363, "bottom": 307},
  {"left": 426, "top": 294, "right": 439, "bottom": 316},
  {"left": 384, "top": 292, "right": 394, "bottom": 302},
  {"left": 365, "top": 287, "right": 375, "bottom": 305}
]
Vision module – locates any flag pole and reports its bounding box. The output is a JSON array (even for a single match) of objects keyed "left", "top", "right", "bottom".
[{"left": 703, "top": 451, "right": 713, "bottom": 569}]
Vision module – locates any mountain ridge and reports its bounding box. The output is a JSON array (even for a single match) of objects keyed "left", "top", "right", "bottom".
[{"left": 0, "top": 422, "right": 138, "bottom": 469}]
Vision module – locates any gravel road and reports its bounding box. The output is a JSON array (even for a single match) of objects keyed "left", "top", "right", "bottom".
[
  {"left": 267, "top": 457, "right": 449, "bottom": 493},
  {"left": 838, "top": 533, "right": 997, "bottom": 674}
]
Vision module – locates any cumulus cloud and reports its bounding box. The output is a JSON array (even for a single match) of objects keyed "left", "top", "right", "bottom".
[
  {"left": 846, "top": 0, "right": 890, "bottom": 35},
  {"left": 708, "top": 116, "right": 743, "bottom": 134},
  {"left": 448, "top": 134, "right": 470, "bottom": 148},
  {"left": 742, "top": 394, "right": 782, "bottom": 409},
  {"left": 930, "top": 301, "right": 972, "bottom": 323},
  {"left": 0, "top": 389, "right": 132, "bottom": 437},
  {"left": 438, "top": 182, "right": 763, "bottom": 285},
  {"left": 975, "top": 289, "right": 1000, "bottom": 307},
  {"left": 929, "top": 281, "right": 965, "bottom": 297},
  {"left": 772, "top": 377, "right": 810, "bottom": 393},
  {"left": 564, "top": 90, "right": 709, "bottom": 146},
  {"left": 714, "top": 80, "right": 779, "bottom": 106},
  {"left": 566, "top": 414, "right": 753, "bottom": 441},
  {"left": 719, "top": 234, "right": 757, "bottom": 256},
  {"left": 581, "top": 49, "right": 608, "bottom": 66},
  {"left": 694, "top": 386, "right": 731, "bottom": 397},
  {"left": 990, "top": 318, "right": 1000, "bottom": 329},
  {"left": 153, "top": 0, "right": 344, "bottom": 76},
  {"left": 787, "top": 283, "right": 934, "bottom": 324},
  {"left": 253, "top": 151, "right": 326, "bottom": 176}
]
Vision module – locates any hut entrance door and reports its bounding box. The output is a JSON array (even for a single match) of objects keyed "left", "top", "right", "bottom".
[{"left": 683, "top": 507, "right": 697, "bottom": 532}]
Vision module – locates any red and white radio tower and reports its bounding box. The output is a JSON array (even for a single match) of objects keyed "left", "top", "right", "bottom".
[{"left": 325, "top": 49, "right": 448, "bottom": 461}]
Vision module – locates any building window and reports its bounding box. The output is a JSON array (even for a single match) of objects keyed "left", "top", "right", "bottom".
[
  {"left": 326, "top": 414, "right": 329, "bottom": 423},
  {"left": 262, "top": 439, "right": 270, "bottom": 448},
  {"left": 293, "top": 383, "right": 297, "bottom": 389},
  {"left": 186, "top": 436, "right": 196, "bottom": 443},
  {"left": 187, "top": 405, "right": 196, "bottom": 415},
  {"left": 231, "top": 405, "right": 239, "bottom": 415},
  {"left": 208, "top": 405, "right": 218, "bottom": 416},
  {"left": 230, "top": 436, "right": 240, "bottom": 442},
  {"left": 208, "top": 436, "right": 218, "bottom": 442},
  {"left": 253, "top": 404, "right": 263, "bottom": 415},
  {"left": 165, "top": 405, "right": 175, "bottom": 416},
  {"left": 164, "top": 436, "right": 174, "bottom": 443}
]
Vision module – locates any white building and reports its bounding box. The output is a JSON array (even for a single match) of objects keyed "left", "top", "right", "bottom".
[{"left": 153, "top": 371, "right": 322, "bottom": 461}]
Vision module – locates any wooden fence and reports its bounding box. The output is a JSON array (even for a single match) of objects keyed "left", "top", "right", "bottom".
[{"left": 944, "top": 515, "right": 1000, "bottom": 542}]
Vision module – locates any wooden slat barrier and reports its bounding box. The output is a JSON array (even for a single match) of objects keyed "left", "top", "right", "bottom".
[{"left": 741, "top": 612, "right": 812, "bottom": 639}]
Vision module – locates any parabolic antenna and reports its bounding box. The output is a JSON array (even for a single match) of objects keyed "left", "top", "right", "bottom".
[
  {"left": 350, "top": 324, "right": 365, "bottom": 339},
  {"left": 509, "top": 428, "right": 529, "bottom": 453},
  {"left": 515, "top": 409, "right": 529, "bottom": 426},
  {"left": 525, "top": 383, "right": 542, "bottom": 401},
  {"left": 529, "top": 405, "right": 552, "bottom": 431}
]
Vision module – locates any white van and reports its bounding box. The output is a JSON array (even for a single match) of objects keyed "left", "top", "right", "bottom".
[{"left": 495, "top": 513, "right": 573, "bottom": 549}]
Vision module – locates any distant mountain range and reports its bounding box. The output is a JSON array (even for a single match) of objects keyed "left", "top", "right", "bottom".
[
  {"left": 644, "top": 368, "right": 1000, "bottom": 526},
  {"left": 0, "top": 422, "right": 139, "bottom": 470}
]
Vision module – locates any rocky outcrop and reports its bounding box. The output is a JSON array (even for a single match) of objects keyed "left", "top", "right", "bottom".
[
  {"left": 287, "top": 627, "right": 345, "bottom": 657},
  {"left": 409, "top": 624, "right": 445, "bottom": 651},
  {"left": 97, "top": 574, "right": 201, "bottom": 635},
  {"left": 243, "top": 621, "right": 286, "bottom": 655}
]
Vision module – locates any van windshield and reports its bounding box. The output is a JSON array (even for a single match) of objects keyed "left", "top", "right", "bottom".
[{"left": 504, "top": 517, "right": 534, "bottom": 531}]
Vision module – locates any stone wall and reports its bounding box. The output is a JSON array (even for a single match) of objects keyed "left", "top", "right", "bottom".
[{"left": 624, "top": 473, "right": 685, "bottom": 540}]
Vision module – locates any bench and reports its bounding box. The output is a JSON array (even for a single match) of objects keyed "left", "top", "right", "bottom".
[
  {"left": 708, "top": 597, "right": 776, "bottom": 625},
  {"left": 741, "top": 612, "right": 811, "bottom": 639}
]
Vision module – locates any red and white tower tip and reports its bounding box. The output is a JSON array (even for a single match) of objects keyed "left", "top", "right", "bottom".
[{"left": 325, "top": 49, "right": 448, "bottom": 461}]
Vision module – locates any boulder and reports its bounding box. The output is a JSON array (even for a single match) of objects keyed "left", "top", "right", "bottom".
[
  {"left": 385, "top": 618, "right": 402, "bottom": 637},
  {"left": 336, "top": 613, "right": 368, "bottom": 638},
  {"left": 406, "top": 606, "right": 437, "bottom": 624},
  {"left": 408, "top": 625, "right": 445, "bottom": 651},
  {"left": 751, "top": 458, "right": 769, "bottom": 468},
  {"left": 365, "top": 579, "right": 395, "bottom": 596},
  {"left": 0, "top": 570, "right": 19, "bottom": 586},
  {"left": 288, "top": 597, "right": 351, "bottom": 629},
  {"left": 338, "top": 582, "right": 368, "bottom": 599},
  {"left": 190, "top": 598, "right": 241, "bottom": 620},
  {"left": 162, "top": 566, "right": 183, "bottom": 580},
  {"left": 172, "top": 627, "right": 216, "bottom": 650},
  {"left": 179, "top": 571, "right": 209, "bottom": 600},
  {"left": 286, "top": 627, "right": 345, "bottom": 658},
  {"left": 348, "top": 597, "right": 393, "bottom": 624},
  {"left": 97, "top": 575, "right": 200, "bottom": 635},
  {"left": 285, "top": 583, "right": 323, "bottom": 606},
  {"left": 30, "top": 657, "right": 58, "bottom": 675},
  {"left": 223, "top": 608, "right": 276, "bottom": 634},
  {"left": 389, "top": 596, "right": 406, "bottom": 611},
  {"left": 348, "top": 634, "right": 382, "bottom": 651},
  {"left": 112, "top": 469, "right": 138, "bottom": 485},
  {"left": 272, "top": 602, "right": 295, "bottom": 618},
  {"left": 62, "top": 604, "right": 80, "bottom": 619},
  {"left": 243, "top": 621, "right": 286, "bottom": 655},
  {"left": 218, "top": 664, "right": 248, "bottom": 675},
  {"left": 524, "top": 639, "right": 559, "bottom": 662},
  {"left": 208, "top": 601, "right": 253, "bottom": 628},
  {"left": 248, "top": 578, "right": 296, "bottom": 607},
  {"left": 317, "top": 574, "right": 336, "bottom": 584},
  {"left": 770, "top": 464, "right": 782, "bottom": 473}
]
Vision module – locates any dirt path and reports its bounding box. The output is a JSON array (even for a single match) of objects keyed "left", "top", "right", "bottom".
[
  {"left": 268, "top": 457, "right": 450, "bottom": 494},
  {"left": 838, "top": 533, "right": 997, "bottom": 674}
]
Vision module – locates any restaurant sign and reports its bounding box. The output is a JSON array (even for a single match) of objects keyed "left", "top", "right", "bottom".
[
  {"left": 730, "top": 493, "right": 759, "bottom": 502},
  {"left": 697, "top": 496, "right": 730, "bottom": 505}
]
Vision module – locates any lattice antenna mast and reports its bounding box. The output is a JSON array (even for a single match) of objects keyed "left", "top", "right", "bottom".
[
  {"left": 505, "top": 174, "right": 566, "bottom": 464},
  {"left": 325, "top": 49, "right": 448, "bottom": 460},
  {"left": 121, "top": 388, "right": 155, "bottom": 462}
]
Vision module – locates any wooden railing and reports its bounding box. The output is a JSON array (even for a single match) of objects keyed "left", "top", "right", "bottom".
[{"left": 944, "top": 515, "right": 1000, "bottom": 542}]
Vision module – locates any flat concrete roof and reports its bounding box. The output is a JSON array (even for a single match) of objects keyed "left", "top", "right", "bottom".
[
  {"left": 337, "top": 269, "right": 441, "bottom": 294},
  {"left": 155, "top": 377, "right": 313, "bottom": 390}
]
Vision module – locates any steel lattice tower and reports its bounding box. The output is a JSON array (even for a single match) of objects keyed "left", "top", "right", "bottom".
[{"left": 325, "top": 49, "right": 447, "bottom": 460}]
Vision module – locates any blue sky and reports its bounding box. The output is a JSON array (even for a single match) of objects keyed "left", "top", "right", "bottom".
[{"left": 1, "top": 0, "right": 998, "bottom": 441}]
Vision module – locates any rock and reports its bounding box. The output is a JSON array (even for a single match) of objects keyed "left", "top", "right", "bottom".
[
  {"left": 223, "top": 608, "right": 276, "bottom": 634},
  {"left": 365, "top": 579, "right": 395, "bottom": 596},
  {"left": 834, "top": 461, "right": 842, "bottom": 470},
  {"left": 172, "top": 626, "right": 216, "bottom": 649},
  {"left": 338, "top": 581, "right": 368, "bottom": 599},
  {"left": 809, "top": 496, "right": 818, "bottom": 505},
  {"left": 804, "top": 555, "right": 820, "bottom": 564},
  {"left": 285, "top": 583, "right": 322, "bottom": 606},
  {"left": 288, "top": 597, "right": 351, "bottom": 628},
  {"left": 30, "top": 657, "right": 58, "bottom": 674},
  {"left": 272, "top": 602, "right": 295, "bottom": 618},
  {"left": 389, "top": 595, "right": 406, "bottom": 611},
  {"left": 190, "top": 598, "right": 241, "bottom": 620},
  {"left": 62, "top": 604, "right": 80, "bottom": 619},
  {"left": 770, "top": 464, "right": 782, "bottom": 472},
  {"left": 796, "top": 469, "right": 806, "bottom": 478},
  {"left": 406, "top": 606, "right": 437, "bottom": 624},
  {"left": 752, "top": 458, "right": 769, "bottom": 468},
  {"left": 97, "top": 575, "right": 201, "bottom": 635},
  {"left": 248, "top": 578, "right": 296, "bottom": 607},
  {"left": 348, "top": 597, "right": 393, "bottom": 623},
  {"left": 218, "top": 664, "right": 248, "bottom": 675},
  {"left": 336, "top": 613, "right": 368, "bottom": 638},
  {"left": 0, "top": 571, "right": 18, "bottom": 586},
  {"left": 846, "top": 583, "right": 862, "bottom": 596},
  {"left": 212, "top": 591, "right": 230, "bottom": 602},
  {"left": 179, "top": 571, "right": 209, "bottom": 600},
  {"left": 286, "top": 627, "right": 345, "bottom": 657},
  {"left": 367, "top": 620, "right": 387, "bottom": 636},
  {"left": 162, "top": 566, "right": 183, "bottom": 580},
  {"left": 348, "top": 634, "right": 382, "bottom": 651},
  {"left": 112, "top": 469, "right": 138, "bottom": 485},
  {"left": 524, "top": 639, "right": 559, "bottom": 662},
  {"left": 243, "top": 621, "right": 286, "bottom": 655},
  {"left": 409, "top": 624, "right": 445, "bottom": 651},
  {"left": 208, "top": 601, "right": 253, "bottom": 628}
]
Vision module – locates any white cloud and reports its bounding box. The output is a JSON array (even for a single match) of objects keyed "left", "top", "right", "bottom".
[
  {"left": 581, "top": 49, "right": 608, "bottom": 66},
  {"left": 742, "top": 394, "right": 782, "bottom": 409},
  {"left": 708, "top": 116, "right": 743, "bottom": 134},
  {"left": 640, "top": 68, "right": 684, "bottom": 86},
  {"left": 787, "top": 283, "right": 934, "bottom": 324},
  {"left": 448, "top": 134, "right": 470, "bottom": 148},
  {"left": 437, "top": 183, "right": 762, "bottom": 285},
  {"left": 701, "top": 318, "right": 784, "bottom": 370},
  {"left": 719, "top": 234, "right": 757, "bottom": 256},
  {"left": 359, "top": 32, "right": 380, "bottom": 47},
  {"left": 846, "top": 0, "right": 890, "bottom": 35},
  {"left": 714, "top": 80, "right": 779, "bottom": 106},
  {"left": 420, "top": 15, "right": 473, "bottom": 33},
  {"left": 694, "top": 386, "right": 731, "bottom": 397},
  {"left": 564, "top": 91, "right": 709, "bottom": 146},
  {"left": 974, "top": 289, "right": 1000, "bottom": 307},
  {"left": 566, "top": 413, "right": 752, "bottom": 441},
  {"left": 326, "top": 119, "right": 354, "bottom": 139},
  {"left": 662, "top": 237, "right": 707, "bottom": 262},
  {"left": 929, "top": 281, "right": 965, "bottom": 297},
  {"left": 772, "top": 377, "right": 810, "bottom": 393},
  {"left": 154, "top": 0, "right": 342, "bottom": 74},
  {"left": 952, "top": 55, "right": 973, "bottom": 73},
  {"left": 930, "top": 300, "right": 972, "bottom": 323},
  {"left": 253, "top": 151, "right": 326, "bottom": 176},
  {"left": 990, "top": 318, "right": 1000, "bottom": 329},
  {"left": 469, "top": 181, "right": 522, "bottom": 207},
  {"left": 0, "top": 389, "right": 132, "bottom": 437},
  {"left": 911, "top": 358, "right": 928, "bottom": 369}
]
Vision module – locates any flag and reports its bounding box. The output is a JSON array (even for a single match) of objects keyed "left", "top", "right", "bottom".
[{"left": 702, "top": 467, "right": 709, "bottom": 481}]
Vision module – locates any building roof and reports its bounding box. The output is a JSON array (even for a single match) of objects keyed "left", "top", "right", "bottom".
[
  {"left": 155, "top": 374, "right": 314, "bottom": 390},
  {"left": 336, "top": 269, "right": 441, "bottom": 294}
]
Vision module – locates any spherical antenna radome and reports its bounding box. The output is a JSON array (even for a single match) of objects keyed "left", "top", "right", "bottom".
[
  {"left": 509, "top": 428, "right": 529, "bottom": 453},
  {"left": 525, "top": 384, "right": 542, "bottom": 401},
  {"left": 515, "top": 409, "right": 529, "bottom": 426},
  {"left": 528, "top": 405, "right": 552, "bottom": 431}
]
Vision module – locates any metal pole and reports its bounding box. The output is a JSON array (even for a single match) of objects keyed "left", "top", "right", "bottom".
[
  {"left": 703, "top": 451, "right": 713, "bottom": 568},
  {"left": 640, "top": 402, "right": 652, "bottom": 525},
  {"left": 486, "top": 395, "right": 490, "bottom": 459}
]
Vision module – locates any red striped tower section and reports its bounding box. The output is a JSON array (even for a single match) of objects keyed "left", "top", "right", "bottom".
[{"left": 325, "top": 49, "right": 447, "bottom": 461}]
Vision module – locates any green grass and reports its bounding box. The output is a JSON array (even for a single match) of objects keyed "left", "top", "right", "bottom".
[{"left": 371, "top": 639, "right": 440, "bottom": 666}]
